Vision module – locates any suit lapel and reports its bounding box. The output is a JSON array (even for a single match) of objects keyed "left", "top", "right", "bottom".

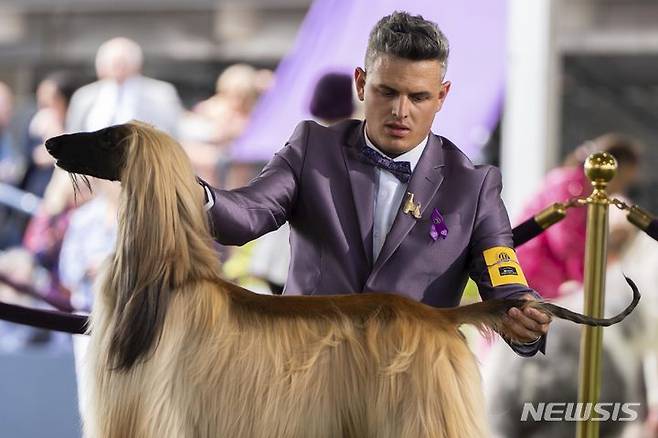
[
  {"left": 370, "top": 134, "right": 447, "bottom": 277},
  {"left": 341, "top": 121, "right": 376, "bottom": 268}
]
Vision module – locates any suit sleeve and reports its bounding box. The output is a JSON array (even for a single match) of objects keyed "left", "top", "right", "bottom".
[
  {"left": 203, "top": 121, "right": 309, "bottom": 246},
  {"left": 467, "top": 166, "right": 547, "bottom": 356}
]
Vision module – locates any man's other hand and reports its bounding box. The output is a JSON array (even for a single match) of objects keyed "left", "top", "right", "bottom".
[{"left": 502, "top": 293, "right": 551, "bottom": 344}]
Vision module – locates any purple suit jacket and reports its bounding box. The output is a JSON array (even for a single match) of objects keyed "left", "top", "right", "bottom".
[
  {"left": 211, "top": 120, "right": 531, "bottom": 307},
  {"left": 207, "top": 120, "right": 545, "bottom": 354}
]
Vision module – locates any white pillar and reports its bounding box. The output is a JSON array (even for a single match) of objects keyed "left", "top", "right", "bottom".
[{"left": 501, "top": 0, "right": 560, "bottom": 221}]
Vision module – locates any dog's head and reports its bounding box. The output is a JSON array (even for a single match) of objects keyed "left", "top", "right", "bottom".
[{"left": 45, "top": 124, "right": 133, "bottom": 181}]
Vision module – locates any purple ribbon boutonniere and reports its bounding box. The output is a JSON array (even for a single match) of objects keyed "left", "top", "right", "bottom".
[{"left": 430, "top": 208, "right": 448, "bottom": 241}]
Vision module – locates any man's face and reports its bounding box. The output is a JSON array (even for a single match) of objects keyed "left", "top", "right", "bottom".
[{"left": 355, "top": 54, "right": 451, "bottom": 157}]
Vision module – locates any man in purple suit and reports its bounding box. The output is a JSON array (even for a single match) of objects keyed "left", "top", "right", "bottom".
[{"left": 201, "top": 11, "right": 550, "bottom": 355}]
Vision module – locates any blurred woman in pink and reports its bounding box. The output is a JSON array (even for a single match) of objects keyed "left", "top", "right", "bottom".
[{"left": 515, "top": 133, "right": 641, "bottom": 299}]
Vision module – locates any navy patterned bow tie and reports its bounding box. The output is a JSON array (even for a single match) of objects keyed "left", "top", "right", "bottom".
[{"left": 358, "top": 145, "right": 412, "bottom": 183}]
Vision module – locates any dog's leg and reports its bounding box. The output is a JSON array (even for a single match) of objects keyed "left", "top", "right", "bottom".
[{"left": 365, "top": 319, "right": 488, "bottom": 438}]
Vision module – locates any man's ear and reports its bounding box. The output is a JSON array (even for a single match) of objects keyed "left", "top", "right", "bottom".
[
  {"left": 354, "top": 67, "right": 366, "bottom": 101},
  {"left": 436, "top": 80, "right": 451, "bottom": 112}
]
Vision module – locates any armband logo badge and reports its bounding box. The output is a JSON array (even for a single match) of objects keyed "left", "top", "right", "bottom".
[
  {"left": 498, "top": 266, "right": 518, "bottom": 276},
  {"left": 497, "top": 252, "right": 511, "bottom": 263}
]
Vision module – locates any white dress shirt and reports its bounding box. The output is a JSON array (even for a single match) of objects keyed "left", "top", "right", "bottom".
[{"left": 364, "top": 126, "right": 428, "bottom": 261}]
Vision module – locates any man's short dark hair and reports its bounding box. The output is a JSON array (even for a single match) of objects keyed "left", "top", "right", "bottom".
[{"left": 365, "top": 11, "right": 450, "bottom": 75}]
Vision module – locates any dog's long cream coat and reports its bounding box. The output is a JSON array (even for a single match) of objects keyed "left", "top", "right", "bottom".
[{"left": 88, "top": 278, "right": 493, "bottom": 438}]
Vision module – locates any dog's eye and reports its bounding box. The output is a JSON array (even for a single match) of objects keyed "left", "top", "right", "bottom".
[{"left": 100, "top": 129, "right": 115, "bottom": 149}]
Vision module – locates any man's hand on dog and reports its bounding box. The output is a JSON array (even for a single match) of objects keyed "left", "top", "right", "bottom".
[{"left": 502, "top": 293, "right": 552, "bottom": 344}]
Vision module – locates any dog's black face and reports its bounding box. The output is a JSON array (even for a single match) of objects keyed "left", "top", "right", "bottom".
[{"left": 45, "top": 124, "right": 132, "bottom": 181}]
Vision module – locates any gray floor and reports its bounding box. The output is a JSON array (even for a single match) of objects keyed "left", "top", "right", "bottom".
[{"left": 0, "top": 348, "right": 80, "bottom": 438}]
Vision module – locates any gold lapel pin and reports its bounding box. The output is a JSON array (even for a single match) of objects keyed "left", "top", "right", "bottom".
[{"left": 403, "top": 192, "right": 422, "bottom": 219}]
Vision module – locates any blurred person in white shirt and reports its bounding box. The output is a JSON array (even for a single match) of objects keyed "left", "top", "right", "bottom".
[{"left": 66, "top": 37, "right": 182, "bottom": 136}]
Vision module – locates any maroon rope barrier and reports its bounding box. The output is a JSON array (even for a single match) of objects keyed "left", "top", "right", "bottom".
[{"left": 0, "top": 272, "right": 73, "bottom": 312}]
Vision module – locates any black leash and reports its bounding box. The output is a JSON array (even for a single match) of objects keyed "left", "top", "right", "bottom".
[{"left": 0, "top": 301, "right": 87, "bottom": 334}]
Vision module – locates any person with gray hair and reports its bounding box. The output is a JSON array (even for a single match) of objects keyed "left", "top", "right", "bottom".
[
  {"left": 199, "top": 11, "right": 551, "bottom": 356},
  {"left": 66, "top": 37, "right": 182, "bottom": 136}
]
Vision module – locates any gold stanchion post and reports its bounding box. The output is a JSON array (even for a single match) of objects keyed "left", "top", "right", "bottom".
[{"left": 576, "top": 152, "right": 617, "bottom": 438}]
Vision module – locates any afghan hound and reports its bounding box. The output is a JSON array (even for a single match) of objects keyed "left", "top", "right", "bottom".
[{"left": 45, "top": 122, "right": 639, "bottom": 438}]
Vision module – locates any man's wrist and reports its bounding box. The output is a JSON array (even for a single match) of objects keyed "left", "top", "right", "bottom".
[
  {"left": 197, "top": 178, "right": 215, "bottom": 210},
  {"left": 513, "top": 336, "right": 542, "bottom": 346}
]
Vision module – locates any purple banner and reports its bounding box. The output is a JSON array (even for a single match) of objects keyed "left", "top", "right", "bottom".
[{"left": 232, "top": 0, "right": 506, "bottom": 162}]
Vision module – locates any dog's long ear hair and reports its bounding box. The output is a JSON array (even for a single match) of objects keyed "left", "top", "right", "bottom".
[{"left": 102, "top": 121, "right": 221, "bottom": 371}]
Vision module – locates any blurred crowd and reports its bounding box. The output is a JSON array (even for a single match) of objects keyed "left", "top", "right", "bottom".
[
  {"left": 0, "top": 37, "right": 361, "bottom": 352},
  {"left": 0, "top": 37, "right": 278, "bottom": 350}
]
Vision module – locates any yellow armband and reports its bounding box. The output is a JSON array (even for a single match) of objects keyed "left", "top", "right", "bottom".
[{"left": 483, "top": 246, "right": 528, "bottom": 287}]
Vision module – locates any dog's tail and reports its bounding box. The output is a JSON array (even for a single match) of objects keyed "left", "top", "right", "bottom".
[{"left": 441, "top": 276, "right": 641, "bottom": 337}]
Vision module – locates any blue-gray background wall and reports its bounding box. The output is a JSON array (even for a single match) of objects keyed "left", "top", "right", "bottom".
[{"left": 0, "top": 348, "right": 80, "bottom": 438}]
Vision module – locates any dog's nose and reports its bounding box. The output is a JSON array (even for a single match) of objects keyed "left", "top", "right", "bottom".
[
  {"left": 44, "top": 136, "right": 59, "bottom": 155},
  {"left": 45, "top": 132, "right": 72, "bottom": 158}
]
